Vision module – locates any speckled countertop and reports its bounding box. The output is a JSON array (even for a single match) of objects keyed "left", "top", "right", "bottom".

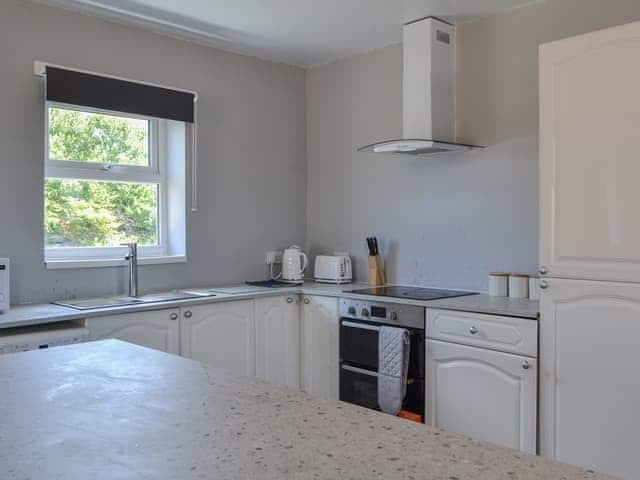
[
  {"left": 0, "top": 340, "right": 610, "bottom": 479},
  {"left": 0, "top": 282, "right": 538, "bottom": 330}
]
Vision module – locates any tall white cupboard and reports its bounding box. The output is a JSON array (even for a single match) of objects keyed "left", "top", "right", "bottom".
[{"left": 539, "top": 20, "right": 640, "bottom": 480}]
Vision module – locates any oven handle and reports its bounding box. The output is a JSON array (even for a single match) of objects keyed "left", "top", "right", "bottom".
[
  {"left": 341, "top": 321, "right": 380, "bottom": 332},
  {"left": 341, "top": 364, "right": 379, "bottom": 377},
  {"left": 341, "top": 364, "right": 417, "bottom": 385},
  {"left": 341, "top": 320, "right": 416, "bottom": 335}
]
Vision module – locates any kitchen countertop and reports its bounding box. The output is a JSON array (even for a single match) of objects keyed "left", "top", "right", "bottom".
[
  {"left": 0, "top": 282, "right": 538, "bottom": 330},
  {"left": 421, "top": 294, "right": 540, "bottom": 319},
  {"left": 0, "top": 340, "right": 610, "bottom": 480}
]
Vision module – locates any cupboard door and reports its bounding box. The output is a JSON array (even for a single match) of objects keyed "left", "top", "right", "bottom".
[
  {"left": 180, "top": 300, "right": 255, "bottom": 377},
  {"left": 255, "top": 295, "right": 300, "bottom": 389},
  {"left": 540, "top": 21, "right": 640, "bottom": 282},
  {"left": 86, "top": 309, "right": 179, "bottom": 354},
  {"left": 540, "top": 278, "right": 640, "bottom": 479},
  {"left": 426, "top": 340, "right": 537, "bottom": 454},
  {"left": 300, "top": 296, "right": 339, "bottom": 399}
]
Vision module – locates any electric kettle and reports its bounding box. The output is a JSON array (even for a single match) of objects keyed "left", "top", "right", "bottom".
[{"left": 281, "top": 246, "right": 307, "bottom": 283}]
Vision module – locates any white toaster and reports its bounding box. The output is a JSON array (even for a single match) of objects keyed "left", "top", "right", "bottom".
[
  {"left": 0, "top": 258, "right": 9, "bottom": 313},
  {"left": 314, "top": 255, "right": 352, "bottom": 284}
]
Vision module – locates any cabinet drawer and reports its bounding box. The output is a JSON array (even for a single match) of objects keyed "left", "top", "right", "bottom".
[{"left": 426, "top": 309, "right": 537, "bottom": 357}]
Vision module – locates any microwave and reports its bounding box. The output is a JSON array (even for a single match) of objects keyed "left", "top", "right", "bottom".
[{"left": 0, "top": 258, "right": 8, "bottom": 312}]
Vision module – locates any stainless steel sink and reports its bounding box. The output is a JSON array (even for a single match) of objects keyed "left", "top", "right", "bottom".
[
  {"left": 53, "top": 290, "right": 215, "bottom": 310},
  {"left": 53, "top": 296, "right": 144, "bottom": 310}
]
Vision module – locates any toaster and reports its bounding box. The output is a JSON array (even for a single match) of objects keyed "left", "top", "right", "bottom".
[
  {"left": 0, "top": 258, "right": 9, "bottom": 313},
  {"left": 314, "top": 255, "right": 352, "bottom": 284}
]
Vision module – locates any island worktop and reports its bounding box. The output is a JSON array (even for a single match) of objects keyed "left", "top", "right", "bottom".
[{"left": 0, "top": 341, "right": 610, "bottom": 480}]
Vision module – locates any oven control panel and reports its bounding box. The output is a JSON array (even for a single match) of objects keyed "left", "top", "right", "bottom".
[{"left": 339, "top": 299, "right": 424, "bottom": 330}]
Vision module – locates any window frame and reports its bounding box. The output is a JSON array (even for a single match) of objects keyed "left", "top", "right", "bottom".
[{"left": 44, "top": 101, "right": 168, "bottom": 261}]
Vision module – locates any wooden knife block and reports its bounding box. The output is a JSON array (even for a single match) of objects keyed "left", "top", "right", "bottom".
[{"left": 368, "top": 255, "right": 385, "bottom": 287}]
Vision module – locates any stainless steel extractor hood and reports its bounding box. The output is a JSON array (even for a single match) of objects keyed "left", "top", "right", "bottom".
[{"left": 358, "top": 17, "right": 484, "bottom": 158}]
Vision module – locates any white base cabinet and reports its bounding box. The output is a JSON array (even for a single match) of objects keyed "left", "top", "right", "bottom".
[
  {"left": 85, "top": 294, "right": 341, "bottom": 398},
  {"left": 86, "top": 308, "right": 180, "bottom": 354},
  {"left": 426, "top": 339, "right": 537, "bottom": 453},
  {"left": 300, "top": 295, "right": 339, "bottom": 400},
  {"left": 540, "top": 278, "right": 640, "bottom": 479},
  {"left": 180, "top": 300, "right": 256, "bottom": 378},
  {"left": 255, "top": 295, "right": 300, "bottom": 389}
]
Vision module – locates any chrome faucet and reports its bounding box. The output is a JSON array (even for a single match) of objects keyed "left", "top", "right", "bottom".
[{"left": 123, "top": 243, "right": 138, "bottom": 297}]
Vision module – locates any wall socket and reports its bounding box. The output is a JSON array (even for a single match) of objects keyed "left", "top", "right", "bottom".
[{"left": 265, "top": 251, "right": 282, "bottom": 264}]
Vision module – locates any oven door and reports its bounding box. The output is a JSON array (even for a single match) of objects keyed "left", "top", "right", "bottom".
[
  {"left": 340, "top": 364, "right": 379, "bottom": 410},
  {"left": 340, "top": 363, "right": 426, "bottom": 415},
  {"left": 339, "top": 318, "right": 425, "bottom": 418},
  {"left": 340, "top": 320, "right": 379, "bottom": 370}
]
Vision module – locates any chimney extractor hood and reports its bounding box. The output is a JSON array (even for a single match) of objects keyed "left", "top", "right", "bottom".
[{"left": 358, "top": 17, "right": 484, "bottom": 158}]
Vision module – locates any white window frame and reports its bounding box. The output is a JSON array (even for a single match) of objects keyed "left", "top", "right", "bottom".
[{"left": 44, "top": 101, "right": 169, "bottom": 261}]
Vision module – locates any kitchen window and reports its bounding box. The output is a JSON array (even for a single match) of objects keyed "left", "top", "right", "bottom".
[
  {"left": 45, "top": 103, "right": 168, "bottom": 262},
  {"left": 37, "top": 63, "right": 196, "bottom": 268}
]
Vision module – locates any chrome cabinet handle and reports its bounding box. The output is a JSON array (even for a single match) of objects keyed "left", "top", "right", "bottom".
[
  {"left": 184, "top": 310, "right": 192, "bottom": 318},
  {"left": 539, "top": 280, "right": 549, "bottom": 290},
  {"left": 286, "top": 297, "right": 294, "bottom": 304},
  {"left": 303, "top": 298, "right": 310, "bottom": 304},
  {"left": 169, "top": 312, "right": 178, "bottom": 320},
  {"left": 469, "top": 326, "right": 479, "bottom": 335},
  {"left": 522, "top": 360, "right": 531, "bottom": 370},
  {"left": 538, "top": 266, "right": 548, "bottom": 275}
]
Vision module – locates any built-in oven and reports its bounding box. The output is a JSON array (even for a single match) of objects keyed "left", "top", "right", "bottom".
[{"left": 339, "top": 298, "right": 425, "bottom": 421}]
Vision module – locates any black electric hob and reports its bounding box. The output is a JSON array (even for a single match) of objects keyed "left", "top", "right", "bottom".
[{"left": 347, "top": 286, "right": 476, "bottom": 301}]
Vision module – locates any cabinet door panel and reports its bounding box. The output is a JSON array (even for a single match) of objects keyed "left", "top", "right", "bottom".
[
  {"left": 300, "top": 296, "right": 339, "bottom": 399},
  {"left": 86, "top": 309, "right": 179, "bottom": 354},
  {"left": 255, "top": 296, "right": 300, "bottom": 389},
  {"left": 426, "top": 340, "right": 536, "bottom": 453},
  {"left": 540, "top": 22, "right": 640, "bottom": 282},
  {"left": 180, "top": 300, "right": 255, "bottom": 377},
  {"left": 540, "top": 278, "right": 640, "bottom": 479}
]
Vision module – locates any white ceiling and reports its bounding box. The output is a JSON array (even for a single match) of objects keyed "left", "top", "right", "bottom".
[{"left": 41, "top": 0, "right": 540, "bottom": 67}]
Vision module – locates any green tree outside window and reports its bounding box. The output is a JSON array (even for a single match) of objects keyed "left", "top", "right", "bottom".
[{"left": 45, "top": 108, "right": 158, "bottom": 248}]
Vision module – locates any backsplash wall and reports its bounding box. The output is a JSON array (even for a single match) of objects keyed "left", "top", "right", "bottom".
[{"left": 305, "top": 0, "right": 640, "bottom": 291}]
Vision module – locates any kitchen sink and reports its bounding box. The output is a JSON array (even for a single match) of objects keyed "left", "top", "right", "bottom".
[
  {"left": 53, "top": 290, "right": 215, "bottom": 310},
  {"left": 53, "top": 296, "right": 143, "bottom": 310}
]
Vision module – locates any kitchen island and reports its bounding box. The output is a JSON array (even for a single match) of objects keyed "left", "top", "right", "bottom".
[{"left": 0, "top": 340, "right": 611, "bottom": 479}]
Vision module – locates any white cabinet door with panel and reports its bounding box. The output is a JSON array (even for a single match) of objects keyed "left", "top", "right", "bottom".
[
  {"left": 180, "top": 300, "right": 255, "bottom": 378},
  {"left": 539, "top": 21, "right": 640, "bottom": 282},
  {"left": 300, "top": 296, "right": 339, "bottom": 400},
  {"left": 86, "top": 308, "right": 179, "bottom": 354},
  {"left": 426, "top": 339, "right": 537, "bottom": 454},
  {"left": 255, "top": 295, "right": 300, "bottom": 389},
  {"left": 540, "top": 278, "right": 640, "bottom": 479}
]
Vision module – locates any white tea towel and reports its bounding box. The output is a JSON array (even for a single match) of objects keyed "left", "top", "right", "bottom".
[{"left": 378, "top": 326, "right": 410, "bottom": 415}]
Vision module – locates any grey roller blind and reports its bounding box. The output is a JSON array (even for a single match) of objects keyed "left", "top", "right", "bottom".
[{"left": 46, "top": 66, "right": 195, "bottom": 123}]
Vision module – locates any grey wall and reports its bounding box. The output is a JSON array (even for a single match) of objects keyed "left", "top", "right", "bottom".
[
  {"left": 0, "top": 0, "right": 306, "bottom": 303},
  {"left": 306, "top": 0, "right": 640, "bottom": 291}
]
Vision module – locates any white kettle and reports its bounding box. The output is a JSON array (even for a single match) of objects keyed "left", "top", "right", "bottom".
[{"left": 281, "top": 245, "right": 307, "bottom": 283}]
